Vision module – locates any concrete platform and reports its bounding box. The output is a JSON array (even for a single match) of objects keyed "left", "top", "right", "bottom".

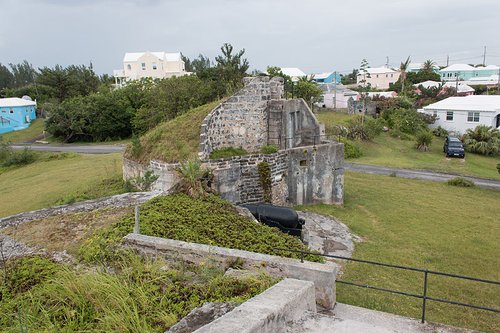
[{"left": 286, "top": 303, "right": 477, "bottom": 333}]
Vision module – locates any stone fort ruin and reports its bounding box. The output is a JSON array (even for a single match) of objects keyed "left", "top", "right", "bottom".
[{"left": 124, "top": 76, "right": 344, "bottom": 206}]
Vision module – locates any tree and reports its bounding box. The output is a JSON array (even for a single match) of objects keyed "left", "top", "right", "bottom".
[
  {"left": 341, "top": 69, "right": 358, "bottom": 85},
  {"left": 9, "top": 60, "right": 37, "bottom": 88},
  {"left": 294, "top": 76, "right": 322, "bottom": 106},
  {"left": 421, "top": 59, "right": 436, "bottom": 72},
  {"left": 399, "top": 56, "right": 411, "bottom": 96},
  {"left": 358, "top": 59, "right": 371, "bottom": 122},
  {"left": 215, "top": 43, "right": 249, "bottom": 95},
  {"left": 0, "top": 63, "right": 14, "bottom": 92}
]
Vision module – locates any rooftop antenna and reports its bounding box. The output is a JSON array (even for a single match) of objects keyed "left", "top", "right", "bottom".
[
  {"left": 482, "top": 46, "right": 486, "bottom": 66},
  {"left": 386, "top": 56, "right": 389, "bottom": 68}
]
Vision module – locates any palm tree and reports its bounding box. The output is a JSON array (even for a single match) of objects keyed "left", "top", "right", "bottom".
[
  {"left": 422, "top": 59, "right": 436, "bottom": 72},
  {"left": 463, "top": 125, "right": 500, "bottom": 156},
  {"left": 399, "top": 56, "right": 411, "bottom": 96}
]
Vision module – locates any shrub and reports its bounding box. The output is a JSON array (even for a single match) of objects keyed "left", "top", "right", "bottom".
[
  {"left": 463, "top": 125, "right": 499, "bottom": 156},
  {"left": 127, "top": 170, "right": 159, "bottom": 192},
  {"left": 345, "top": 115, "right": 383, "bottom": 141},
  {"left": 497, "top": 163, "right": 500, "bottom": 174},
  {"left": 432, "top": 126, "right": 448, "bottom": 137},
  {"left": 174, "top": 160, "right": 213, "bottom": 198},
  {"left": 447, "top": 177, "right": 475, "bottom": 187},
  {"left": 415, "top": 130, "right": 433, "bottom": 151},
  {"left": 258, "top": 161, "right": 272, "bottom": 202},
  {"left": 0, "top": 140, "right": 36, "bottom": 167},
  {"left": 338, "top": 138, "right": 363, "bottom": 158},
  {"left": 382, "top": 108, "right": 427, "bottom": 135},
  {"left": 260, "top": 145, "right": 278, "bottom": 154},
  {"left": 209, "top": 147, "right": 248, "bottom": 159}
]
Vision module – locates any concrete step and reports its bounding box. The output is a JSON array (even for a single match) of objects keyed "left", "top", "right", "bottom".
[{"left": 286, "top": 303, "right": 477, "bottom": 333}]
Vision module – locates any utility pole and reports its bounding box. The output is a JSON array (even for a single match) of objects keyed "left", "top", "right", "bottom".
[
  {"left": 483, "top": 46, "right": 486, "bottom": 66},
  {"left": 455, "top": 75, "right": 459, "bottom": 96},
  {"left": 497, "top": 68, "right": 500, "bottom": 94},
  {"left": 386, "top": 56, "right": 389, "bottom": 67},
  {"left": 446, "top": 55, "right": 449, "bottom": 67},
  {"left": 333, "top": 71, "right": 337, "bottom": 110}
]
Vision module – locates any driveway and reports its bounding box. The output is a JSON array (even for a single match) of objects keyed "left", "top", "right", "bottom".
[{"left": 345, "top": 162, "right": 500, "bottom": 190}]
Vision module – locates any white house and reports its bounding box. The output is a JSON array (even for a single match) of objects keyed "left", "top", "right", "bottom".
[
  {"left": 114, "top": 51, "right": 188, "bottom": 86},
  {"left": 316, "top": 83, "right": 358, "bottom": 108},
  {"left": 420, "top": 95, "right": 500, "bottom": 134},
  {"left": 279, "top": 67, "right": 307, "bottom": 81},
  {"left": 357, "top": 67, "right": 401, "bottom": 90}
]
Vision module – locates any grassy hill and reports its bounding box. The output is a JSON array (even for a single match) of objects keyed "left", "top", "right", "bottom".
[{"left": 125, "top": 101, "right": 220, "bottom": 164}]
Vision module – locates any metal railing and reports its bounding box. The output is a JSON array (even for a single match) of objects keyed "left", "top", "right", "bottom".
[{"left": 274, "top": 248, "right": 500, "bottom": 324}]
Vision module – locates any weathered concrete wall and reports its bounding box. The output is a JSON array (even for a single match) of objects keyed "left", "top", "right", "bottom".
[
  {"left": 122, "top": 233, "right": 338, "bottom": 309},
  {"left": 0, "top": 192, "right": 161, "bottom": 231},
  {"left": 194, "top": 278, "right": 316, "bottom": 333},
  {"left": 123, "top": 158, "right": 179, "bottom": 192},
  {"left": 199, "top": 77, "right": 284, "bottom": 159},
  {"left": 287, "top": 143, "right": 344, "bottom": 206}
]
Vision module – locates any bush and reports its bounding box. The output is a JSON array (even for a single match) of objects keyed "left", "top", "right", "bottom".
[
  {"left": 339, "top": 138, "right": 363, "bottom": 158},
  {"left": 0, "top": 140, "right": 36, "bottom": 167},
  {"left": 209, "top": 147, "right": 248, "bottom": 159},
  {"left": 345, "top": 115, "right": 383, "bottom": 141},
  {"left": 447, "top": 177, "right": 475, "bottom": 187},
  {"left": 382, "top": 108, "right": 428, "bottom": 135},
  {"left": 432, "top": 126, "right": 448, "bottom": 137},
  {"left": 260, "top": 145, "right": 278, "bottom": 154},
  {"left": 463, "top": 125, "right": 499, "bottom": 156},
  {"left": 415, "top": 130, "right": 433, "bottom": 151}
]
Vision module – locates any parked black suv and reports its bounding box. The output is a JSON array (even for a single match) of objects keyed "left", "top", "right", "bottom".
[{"left": 443, "top": 136, "right": 465, "bottom": 158}]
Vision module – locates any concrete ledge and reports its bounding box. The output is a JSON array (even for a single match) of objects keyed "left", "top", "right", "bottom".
[
  {"left": 122, "top": 233, "right": 338, "bottom": 309},
  {"left": 194, "top": 278, "right": 316, "bottom": 333}
]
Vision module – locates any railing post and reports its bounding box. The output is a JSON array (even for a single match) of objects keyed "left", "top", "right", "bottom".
[
  {"left": 134, "top": 205, "right": 140, "bottom": 234},
  {"left": 300, "top": 250, "right": 304, "bottom": 263},
  {"left": 422, "top": 270, "right": 428, "bottom": 323}
]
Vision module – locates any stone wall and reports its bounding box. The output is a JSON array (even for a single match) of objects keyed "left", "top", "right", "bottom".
[
  {"left": 123, "top": 158, "right": 179, "bottom": 192},
  {"left": 199, "top": 76, "right": 284, "bottom": 159}
]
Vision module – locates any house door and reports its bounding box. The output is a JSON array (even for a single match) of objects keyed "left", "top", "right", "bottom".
[{"left": 496, "top": 114, "right": 500, "bottom": 128}]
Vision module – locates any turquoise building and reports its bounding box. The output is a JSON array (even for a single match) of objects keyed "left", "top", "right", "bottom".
[
  {"left": 313, "top": 71, "right": 342, "bottom": 84},
  {"left": 439, "top": 64, "right": 500, "bottom": 81},
  {"left": 0, "top": 97, "right": 37, "bottom": 135}
]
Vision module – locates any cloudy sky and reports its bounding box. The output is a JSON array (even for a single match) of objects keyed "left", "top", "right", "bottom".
[{"left": 1, "top": 0, "right": 500, "bottom": 75}]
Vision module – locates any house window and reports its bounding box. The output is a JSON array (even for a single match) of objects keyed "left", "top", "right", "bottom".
[
  {"left": 467, "top": 111, "right": 480, "bottom": 122},
  {"left": 391, "top": 74, "right": 393, "bottom": 77},
  {"left": 385, "top": 74, "right": 388, "bottom": 78},
  {"left": 446, "top": 111, "right": 453, "bottom": 121},
  {"left": 376, "top": 74, "right": 379, "bottom": 78},
  {"left": 152, "top": 63, "right": 157, "bottom": 70},
  {"left": 141, "top": 63, "right": 146, "bottom": 70},
  {"left": 127, "top": 64, "right": 131, "bottom": 70}
]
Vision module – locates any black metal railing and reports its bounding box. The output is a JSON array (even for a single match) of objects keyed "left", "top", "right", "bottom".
[{"left": 274, "top": 248, "right": 500, "bottom": 324}]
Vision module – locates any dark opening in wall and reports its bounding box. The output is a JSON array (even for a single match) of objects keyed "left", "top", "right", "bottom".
[{"left": 300, "top": 160, "right": 308, "bottom": 167}]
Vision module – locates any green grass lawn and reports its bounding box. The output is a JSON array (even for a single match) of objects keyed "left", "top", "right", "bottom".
[
  {"left": 316, "top": 110, "right": 500, "bottom": 180},
  {"left": 298, "top": 172, "right": 500, "bottom": 332},
  {"left": 0, "top": 118, "right": 46, "bottom": 143},
  {"left": 0, "top": 153, "right": 124, "bottom": 217}
]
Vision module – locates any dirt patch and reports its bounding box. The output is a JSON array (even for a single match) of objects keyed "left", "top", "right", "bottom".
[{"left": 1, "top": 207, "right": 132, "bottom": 255}]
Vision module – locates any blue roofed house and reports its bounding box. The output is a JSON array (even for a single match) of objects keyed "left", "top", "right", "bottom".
[
  {"left": 0, "top": 97, "right": 37, "bottom": 135},
  {"left": 312, "top": 72, "right": 342, "bottom": 84}
]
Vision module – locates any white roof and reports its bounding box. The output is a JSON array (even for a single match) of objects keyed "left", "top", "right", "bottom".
[
  {"left": 476, "top": 65, "right": 500, "bottom": 71},
  {"left": 440, "top": 64, "right": 476, "bottom": 72},
  {"left": 414, "top": 80, "right": 441, "bottom": 89},
  {"left": 280, "top": 67, "right": 307, "bottom": 78},
  {"left": 423, "top": 95, "right": 500, "bottom": 112},
  {"left": 314, "top": 72, "right": 333, "bottom": 79},
  {"left": 367, "top": 91, "right": 397, "bottom": 98},
  {"left": 443, "top": 82, "right": 475, "bottom": 93},
  {"left": 358, "top": 67, "right": 398, "bottom": 75},
  {"left": 123, "top": 51, "right": 181, "bottom": 62},
  {"left": 0, "top": 97, "right": 36, "bottom": 107}
]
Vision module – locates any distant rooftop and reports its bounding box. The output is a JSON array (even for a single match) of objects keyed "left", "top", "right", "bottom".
[
  {"left": 279, "top": 67, "right": 307, "bottom": 78},
  {"left": 440, "top": 64, "right": 499, "bottom": 72},
  {"left": 0, "top": 97, "right": 37, "bottom": 107},
  {"left": 313, "top": 72, "right": 334, "bottom": 80},
  {"left": 123, "top": 51, "right": 182, "bottom": 62},
  {"left": 359, "top": 67, "right": 398, "bottom": 75},
  {"left": 423, "top": 95, "right": 500, "bottom": 112}
]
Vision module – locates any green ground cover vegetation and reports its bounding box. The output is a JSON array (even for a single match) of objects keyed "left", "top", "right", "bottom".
[
  {"left": 298, "top": 172, "right": 500, "bottom": 332},
  {"left": 0, "top": 254, "right": 275, "bottom": 332},
  {"left": 80, "top": 192, "right": 322, "bottom": 264}
]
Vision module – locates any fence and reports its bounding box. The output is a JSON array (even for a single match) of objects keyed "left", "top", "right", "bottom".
[{"left": 275, "top": 248, "right": 500, "bottom": 324}]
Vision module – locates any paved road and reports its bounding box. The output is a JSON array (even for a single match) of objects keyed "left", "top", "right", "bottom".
[
  {"left": 345, "top": 162, "right": 500, "bottom": 190},
  {"left": 11, "top": 144, "right": 126, "bottom": 154}
]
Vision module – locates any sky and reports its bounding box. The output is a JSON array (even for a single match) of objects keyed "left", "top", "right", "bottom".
[{"left": 1, "top": 0, "right": 500, "bottom": 75}]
